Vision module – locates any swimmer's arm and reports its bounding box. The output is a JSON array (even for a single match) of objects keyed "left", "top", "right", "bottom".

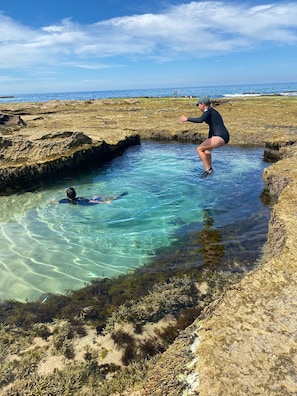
[
  {"left": 51, "top": 199, "right": 59, "bottom": 204},
  {"left": 89, "top": 199, "right": 111, "bottom": 204}
]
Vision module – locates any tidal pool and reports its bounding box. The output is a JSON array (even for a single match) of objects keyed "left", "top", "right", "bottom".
[{"left": 0, "top": 141, "right": 271, "bottom": 302}]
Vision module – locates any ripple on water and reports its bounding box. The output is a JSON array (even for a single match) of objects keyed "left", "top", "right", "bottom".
[{"left": 0, "top": 142, "right": 271, "bottom": 301}]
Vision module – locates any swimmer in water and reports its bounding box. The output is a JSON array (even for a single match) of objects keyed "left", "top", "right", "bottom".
[{"left": 52, "top": 187, "right": 128, "bottom": 205}]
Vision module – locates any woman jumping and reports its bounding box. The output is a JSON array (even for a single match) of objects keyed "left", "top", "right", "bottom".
[{"left": 179, "top": 96, "right": 230, "bottom": 179}]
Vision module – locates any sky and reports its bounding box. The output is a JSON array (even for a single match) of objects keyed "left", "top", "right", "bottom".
[{"left": 0, "top": 0, "right": 297, "bottom": 94}]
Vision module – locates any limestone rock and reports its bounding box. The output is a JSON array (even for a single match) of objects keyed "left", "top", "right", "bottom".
[
  {"left": 0, "top": 113, "right": 26, "bottom": 126},
  {"left": 0, "top": 131, "right": 92, "bottom": 165}
]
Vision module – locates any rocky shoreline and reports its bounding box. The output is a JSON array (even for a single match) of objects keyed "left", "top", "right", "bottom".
[
  {"left": 1, "top": 96, "right": 295, "bottom": 192},
  {"left": 1, "top": 96, "right": 297, "bottom": 395}
]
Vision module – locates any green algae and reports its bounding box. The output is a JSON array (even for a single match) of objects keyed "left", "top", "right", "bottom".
[{"left": 0, "top": 250, "right": 243, "bottom": 394}]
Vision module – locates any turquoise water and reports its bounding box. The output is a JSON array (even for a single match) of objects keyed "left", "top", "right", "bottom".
[{"left": 0, "top": 142, "right": 270, "bottom": 302}]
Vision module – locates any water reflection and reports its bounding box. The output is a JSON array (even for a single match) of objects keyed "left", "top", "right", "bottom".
[{"left": 197, "top": 209, "right": 225, "bottom": 266}]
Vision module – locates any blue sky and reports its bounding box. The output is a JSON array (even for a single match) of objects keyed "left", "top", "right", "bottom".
[{"left": 0, "top": 0, "right": 296, "bottom": 94}]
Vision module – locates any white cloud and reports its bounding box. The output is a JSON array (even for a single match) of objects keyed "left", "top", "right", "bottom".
[
  {"left": 0, "top": 12, "right": 35, "bottom": 41},
  {"left": 0, "top": 74, "right": 20, "bottom": 82},
  {"left": 0, "top": 2, "right": 296, "bottom": 70}
]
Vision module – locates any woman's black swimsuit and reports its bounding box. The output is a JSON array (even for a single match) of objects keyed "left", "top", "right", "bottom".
[{"left": 187, "top": 107, "right": 230, "bottom": 144}]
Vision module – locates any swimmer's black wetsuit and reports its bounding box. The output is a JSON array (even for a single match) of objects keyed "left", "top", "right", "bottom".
[
  {"left": 187, "top": 107, "right": 230, "bottom": 144},
  {"left": 58, "top": 192, "right": 128, "bottom": 205},
  {"left": 58, "top": 197, "right": 102, "bottom": 205}
]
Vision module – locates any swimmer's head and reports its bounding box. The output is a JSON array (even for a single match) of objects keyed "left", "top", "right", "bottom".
[{"left": 66, "top": 187, "right": 76, "bottom": 199}]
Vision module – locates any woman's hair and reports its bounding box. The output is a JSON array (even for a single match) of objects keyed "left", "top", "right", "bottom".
[{"left": 66, "top": 187, "right": 76, "bottom": 199}]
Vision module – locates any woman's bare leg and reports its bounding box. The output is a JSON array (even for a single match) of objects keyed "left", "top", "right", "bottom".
[{"left": 197, "top": 136, "right": 226, "bottom": 170}]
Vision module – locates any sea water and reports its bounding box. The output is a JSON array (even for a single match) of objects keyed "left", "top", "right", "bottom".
[
  {"left": 0, "top": 142, "right": 270, "bottom": 302},
  {"left": 1, "top": 81, "right": 297, "bottom": 103}
]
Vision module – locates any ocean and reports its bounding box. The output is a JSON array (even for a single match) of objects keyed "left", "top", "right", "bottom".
[{"left": 1, "top": 81, "right": 297, "bottom": 104}]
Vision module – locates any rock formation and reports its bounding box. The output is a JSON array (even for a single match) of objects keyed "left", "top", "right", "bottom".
[{"left": 1, "top": 96, "right": 297, "bottom": 395}]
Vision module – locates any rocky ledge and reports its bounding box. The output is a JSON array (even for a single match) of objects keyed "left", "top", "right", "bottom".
[
  {"left": 1, "top": 96, "right": 296, "bottom": 193},
  {"left": 1, "top": 96, "right": 297, "bottom": 395},
  {"left": 0, "top": 101, "right": 142, "bottom": 193}
]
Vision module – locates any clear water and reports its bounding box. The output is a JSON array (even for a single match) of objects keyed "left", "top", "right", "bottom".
[{"left": 0, "top": 142, "right": 270, "bottom": 302}]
